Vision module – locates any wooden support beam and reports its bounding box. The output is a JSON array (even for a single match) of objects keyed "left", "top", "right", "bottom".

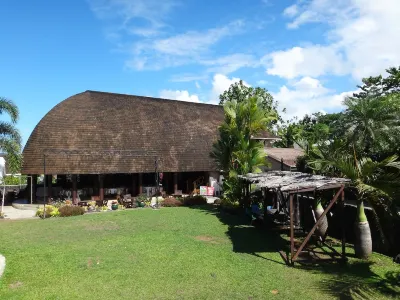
[
  {"left": 173, "top": 172, "right": 178, "bottom": 193},
  {"left": 289, "top": 194, "right": 294, "bottom": 265},
  {"left": 32, "top": 175, "right": 37, "bottom": 203},
  {"left": 72, "top": 175, "right": 77, "bottom": 204},
  {"left": 341, "top": 189, "right": 346, "bottom": 260},
  {"left": 139, "top": 173, "right": 143, "bottom": 194},
  {"left": 99, "top": 175, "right": 104, "bottom": 201},
  {"left": 132, "top": 174, "right": 137, "bottom": 196},
  {"left": 292, "top": 185, "right": 344, "bottom": 262},
  {"left": 47, "top": 175, "right": 52, "bottom": 199}
]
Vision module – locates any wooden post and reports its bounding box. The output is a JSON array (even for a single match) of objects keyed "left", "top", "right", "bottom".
[
  {"left": 99, "top": 175, "right": 104, "bottom": 201},
  {"left": 292, "top": 185, "right": 344, "bottom": 262},
  {"left": 132, "top": 174, "right": 137, "bottom": 196},
  {"left": 289, "top": 194, "right": 294, "bottom": 265},
  {"left": 341, "top": 189, "right": 346, "bottom": 260},
  {"left": 32, "top": 175, "right": 37, "bottom": 203},
  {"left": 72, "top": 175, "right": 77, "bottom": 204},
  {"left": 138, "top": 173, "right": 143, "bottom": 194},
  {"left": 173, "top": 172, "right": 178, "bottom": 193},
  {"left": 295, "top": 194, "right": 300, "bottom": 227},
  {"left": 47, "top": 175, "right": 52, "bottom": 199}
]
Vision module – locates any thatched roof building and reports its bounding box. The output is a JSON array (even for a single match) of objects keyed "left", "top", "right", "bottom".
[{"left": 22, "top": 91, "right": 225, "bottom": 175}]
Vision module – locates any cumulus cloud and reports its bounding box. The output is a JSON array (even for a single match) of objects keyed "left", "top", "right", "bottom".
[
  {"left": 159, "top": 90, "right": 200, "bottom": 103},
  {"left": 209, "top": 74, "right": 249, "bottom": 104},
  {"left": 263, "top": 46, "right": 347, "bottom": 79},
  {"left": 283, "top": 5, "right": 299, "bottom": 17},
  {"left": 272, "top": 76, "right": 353, "bottom": 120},
  {"left": 274, "top": 0, "right": 400, "bottom": 80}
]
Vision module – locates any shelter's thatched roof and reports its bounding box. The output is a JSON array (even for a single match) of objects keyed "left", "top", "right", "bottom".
[
  {"left": 239, "top": 171, "right": 350, "bottom": 193},
  {"left": 22, "top": 91, "right": 226, "bottom": 175}
]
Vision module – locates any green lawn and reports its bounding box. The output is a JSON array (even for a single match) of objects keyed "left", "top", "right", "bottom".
[{"left": 0, "top": 206, "right": 398, "bottom": 299}]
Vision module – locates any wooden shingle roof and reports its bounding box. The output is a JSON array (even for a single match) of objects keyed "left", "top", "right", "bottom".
[{"left": 22, "top": 91, "right": 225, "bottom": 175}]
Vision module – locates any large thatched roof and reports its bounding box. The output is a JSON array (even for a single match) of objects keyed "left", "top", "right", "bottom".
[{"left": 22, "top": 91, "right": 225, "bottom": 175}]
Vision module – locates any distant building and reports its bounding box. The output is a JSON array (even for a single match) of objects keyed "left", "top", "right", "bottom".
[{"left": 264, "top": 147, "right": 304, "bottom": 171}]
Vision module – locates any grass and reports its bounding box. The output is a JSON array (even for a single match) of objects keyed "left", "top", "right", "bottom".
[{"left": 0, "top": 206, "right": 399, "bottom": 299}]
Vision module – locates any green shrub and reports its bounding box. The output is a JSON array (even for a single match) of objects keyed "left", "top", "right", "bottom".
[
  {"left": 183, "top": 195, "right": 207, "bottom": 206},
  {"left": 36, "top": 205, "right": 59, "bottom": 219},
  {"left": 161, "top": 197, "right": 183, "bottom": 207},
  {"left": 59, "top": 205, "right": 85, "bottom": 217},
  {"left": 214, "top": 199, "right": 222, "bottom": 205},
  {"left": 220, "top": 198, "right": 240, "bottom": 213}
]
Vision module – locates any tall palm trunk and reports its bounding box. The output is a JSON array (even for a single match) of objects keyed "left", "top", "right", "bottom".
[
  {"left": 354, "top": 200, "right": 372, "bottom": 259},
  {"left": 314, "top": 198, "right": 328, "bottom": 240}
]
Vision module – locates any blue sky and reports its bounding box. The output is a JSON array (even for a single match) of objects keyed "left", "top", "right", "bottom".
[{"left": 1, "top": 0, "right": 399, "bottom": 145}]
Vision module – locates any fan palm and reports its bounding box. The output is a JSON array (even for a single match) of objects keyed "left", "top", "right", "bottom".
[
  {"left": 308, "top": 150, "right": 400, "bottom": 258},
  {"left": 342, "top": 94, "right": 400, "bottom": 155}
]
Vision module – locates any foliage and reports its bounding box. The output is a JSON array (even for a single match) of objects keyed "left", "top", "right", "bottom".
[
  {"left": 0, "top": 175, "right": 27, "bottom": 185},
  {"left": 161, "top": 197, "right": 183, "bottom": 207},
  {"left": 183, "top": 195, "right": 207, "bottom": 206},
  {"left": 353, "top": 66, "right": 400, "bottom": 99},
  {"left": 342, "top": 93, "right": 400, "bottom": 155},
  {"left": 212, "top": 90, "right": 277, "bottom": 204},
  {"left": 136, "top": 194, "right": 148, "bottom": 203},
  {"left": 58, "top": 205, "right": 85, "bottom": 217},
  {"left": 0, "top": 97, "right": 22, "bottom": 174},
  {"left": 219, "top": 198, "right": 240, "bottom": 213},
  {"left": 35, "top": 205, "right": 59, "bottom": 219},
  {"left": 218, "top": 80, "right": 280, "bottom": 125}
]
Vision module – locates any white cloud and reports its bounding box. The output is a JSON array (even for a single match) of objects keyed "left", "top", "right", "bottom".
[
  {"left": 262, "top": 46, "right": 347, "bottom": 79},
  {"left": 201, "top": 53, "right": 258, "bottom": 74},
  {"left": 210, "top": 74, "right": 249, "bottom": 104},
  {"left": 272, "top": 76, "right": 353, "bottom": 120},
  {"left": 159, "top": 90, "right": 200, "bottom": 103},
  {"left": 195, "top": 81, "right": 201, "bottom": 89},
  {"left": 276, "top": 0, "right": 400, "bottom": 80},
  {"left": 283, "top": 5, "right": 299, "bottom": 17},
  {"left": 169, "top": 74, "right": 208, "bottom": 82},
  {"left": 126, "top": 21, "right": 245, "bottom": 70},
  {"left": 87, "top": 0, "right": 177, "bottom": 36}
]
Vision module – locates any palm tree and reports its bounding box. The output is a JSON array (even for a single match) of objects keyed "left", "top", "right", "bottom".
[
  {"left": 308, "top": 150, "right": 400, "bottom": 259},
  {"left": 0, "top": 96, "right": 21, "bottom": 216},
  {"left": 0, "top": 97, "right": 21, "bottom": 173},
  {"left": 211, "top": 96, "right": 276, "bottom": 202},
  {"left": 342, "top": 94, "right": 400, "bottom": 155}
]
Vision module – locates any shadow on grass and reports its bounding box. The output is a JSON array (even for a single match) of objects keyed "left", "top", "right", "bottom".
[
  {"left": 189, "top": 205, "right": 400, "bottom": 299},
  {"left": 188, "top": 205, "right": 287, "bottom": 265},
  {"left": 299, "top": 261, "right": 400, "bottom": 299}
]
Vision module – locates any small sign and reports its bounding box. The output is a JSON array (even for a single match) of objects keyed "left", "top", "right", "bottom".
[
  {"left": 200, "top": 186, "right": 207, "bottom": 195},
  {"left": 200, "top": 186, "right": 214, "bottom": 196},
  {"left": 207, "top": 187, "right": 214, "bottom": 196}
]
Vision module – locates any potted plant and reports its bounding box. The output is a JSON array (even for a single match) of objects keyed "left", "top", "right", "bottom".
[{"left": 111, "top": 201, "right": 118, "bottom": 210}]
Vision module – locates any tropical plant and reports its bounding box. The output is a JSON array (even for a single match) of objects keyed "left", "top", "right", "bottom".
[
  {"left": 211, "top": 95, "right": 277, "bottom": 204},
  {"left": 308, "top": 151, "right": 400, "bottom": 259},
  {"left": 342, "top": 93, "right": 400, "bottom": 155},
  {"left": 0, "top": 97, "right": 22, "bottom": 174}
]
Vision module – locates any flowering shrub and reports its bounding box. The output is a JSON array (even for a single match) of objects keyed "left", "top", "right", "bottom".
[{"left": 36, "top": 205, "right": 59, "bottom": 219}]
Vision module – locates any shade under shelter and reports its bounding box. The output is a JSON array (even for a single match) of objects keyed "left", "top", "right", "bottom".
[{"left": 239, "top": 171, "right": 351, "bottom": 265}]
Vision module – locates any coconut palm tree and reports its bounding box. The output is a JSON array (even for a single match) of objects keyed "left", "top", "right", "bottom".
[
  {"left": 0, "top": 97, "right": 21, "bottom": 173},
  {"left": 308, "top": 151, "right": 400, "bottom": 259}
]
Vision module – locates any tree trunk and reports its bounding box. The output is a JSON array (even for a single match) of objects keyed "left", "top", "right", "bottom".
[
  {"left": 354, "top": 201, "right": 372, "bottom": 259},
  {"left": 314, "top": 199, "right": 328, "bottom": 240}
]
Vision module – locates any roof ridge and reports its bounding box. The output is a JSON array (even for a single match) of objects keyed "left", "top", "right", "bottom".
[{"left": 85, "top": 90, "right": 221, "bottom": 107}]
